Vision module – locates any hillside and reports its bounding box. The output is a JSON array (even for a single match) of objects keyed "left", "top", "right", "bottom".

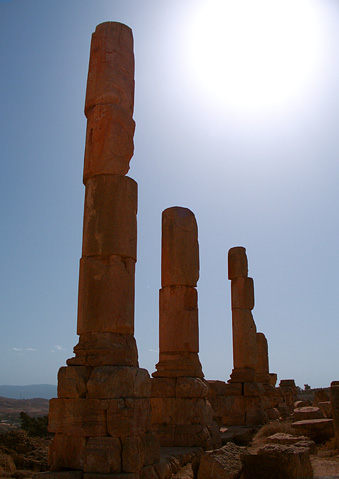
[{"left": 0, "top": 385, "right": 56, "bottom": 400}]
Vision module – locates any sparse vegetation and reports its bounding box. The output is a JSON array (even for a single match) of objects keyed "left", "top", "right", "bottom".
[
  {"left": 19, "top": 412, "right": 49, "bottom": 438},
  {"left": 253, "top": 421, "right": 294, "bottom": 441}
]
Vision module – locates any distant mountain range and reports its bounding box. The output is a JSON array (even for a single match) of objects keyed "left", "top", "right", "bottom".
[{"left": 0, "top": 384, "right": 57, "bottom": 400}]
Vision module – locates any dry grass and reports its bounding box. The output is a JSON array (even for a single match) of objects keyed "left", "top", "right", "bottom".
[{"left": 253, "top": 421, "right": 294, "bottom": 442}]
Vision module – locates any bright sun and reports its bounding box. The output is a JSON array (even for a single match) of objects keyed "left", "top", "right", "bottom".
[{"left": 187, "top": 0, "right": 324, "bottom": 113}]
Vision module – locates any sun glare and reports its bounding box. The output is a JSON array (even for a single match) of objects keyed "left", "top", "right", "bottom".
[{"left": 187, "top": 0, "right": 324, "bottom": 114}]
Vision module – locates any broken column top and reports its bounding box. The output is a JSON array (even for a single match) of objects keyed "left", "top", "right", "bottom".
[
  {"left": 228, "top": 246, "right": 248, "bottom": 279},
  {"left": 85, "top": 21, "right": 134, "bottom": 116},
  {"left": 161, "top": 207, "right": 199, "bottom": 288}
]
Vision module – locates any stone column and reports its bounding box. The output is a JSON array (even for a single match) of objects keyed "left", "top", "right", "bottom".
[
  {"left": 48, "top": 22, "right": 160, "bottom": 478},
  {"left": 151, "top": 207, "right": 221, "bottom": 449},
  {"left": 228, "top": 247, "right": 257, "bottom": 383},
  {"left": 256, "top": 332, "right": 270, "bottom": 385}
]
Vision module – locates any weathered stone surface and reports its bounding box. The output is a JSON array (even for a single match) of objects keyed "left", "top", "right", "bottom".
[
  {"left": 153, "top": 351, "right": 203, "bottom": 378},
  {"left": 231, "top": 277, "right": 254, "bottom": 310},
  {"left": 85, "top": 22, "right": 134, "bottom": 116},
  {"left": 222, "top": 396, "right": 265, "bottom": 427},
  {"left": 150, "top": 397, "right": 213, "bottom": 426},
  {"left": 229, "top": 368, "right": 256, "bottom": 383},
  {"left": 84, "top": 104, "right": 135, "bottom": 181},
  {"left": 198, "top": 442, "right": 247, "bottom": 479},
  {"left": 265, "top": 408, "right": 280, "bottom": 420},
  {"left": 243, "top": 382, "right": 264, "bottom": 397},
  {"left": 84, "top": 474, "right": 137, "bottom": 479},
  {"left": 48, "top": 398, "right": 108, "bottom": 436},
  {"left": 207, "top": 380, "right": 228, "bottom": 397},
  {"left": 72, "top": 333, "right": 138, "bottom": 367},
  {"left": 122, "top": 436, "right": 144, "bottom": 473},
  {"left": 159, "top": 286, "right": 199, "bottom": 353},
  {"left": 87, "top": 366, "right": 151, "bottom": 399},
  {"left": 161, "top": 207, "right": 199, "bottom": 287},
  {"left": 294, "top": 400, "right": 309, "bottom": 408},
  {"left": 224, "top": 383, "right": 243, "bottom": 396},
  {"left": 48, "top": 434, "right": 86, "bottom": 470},
  {"left": 291, "top": 418, "right": 334, "bottom": 443},
  {"left": 209, "top": 396, "right": 236, "bottom": 425},
  {"left": 313, "top": 388, "right": 330, "bottom": 406},
  {"left": 151, "top": 378, "right": 176, "bottom": 397},
  {"left": 241, "top": 444, "right": 313, "bottom": 479},
  {"left": 140, "top": 465, "right": 159, "bottom": 479},
  {"left": 330, "top": 383, "right": 339, "bottom": 450},
  {"left": 37, "top": 473, "right": 82, "bottom": 479},
  {"left": 77, "top": 255, "right": 135, "bottom": 335},
  {"left": 231, "top": 309, "right": 257, "bottom": 371},
  {"left": 84, "top": 437, "right": 122, "bottom": 473},
  {"left": 82, "top": 174, "right": 137, "bottom": 259},
  {"left": 228, "top": 247, "right": 248, "bottom": 280},
  {"left": 107, "top": 398, "right": 151, "bottom": 437},
  {"left": 318, "top": 401, "right": 332, "bottom": 418},
  {"left": 293, "top": 406, "right": 323, "bottom": 422},
  {"left": 176, "top": 377, "right": 209, "bottom": 398},
  {"left": 142, "top": 432, "right": 160, "bottom": 466},
  {"left": 57, "top": 366, "right": 90, "bottom": 398},
  {"left": 279, "top": 379, "right": 296, "bottom": 388},
  {"left": 268, "top": 373, "right": 277, "bottom": 387},
  {"left": 255, "top": 332, "right": 270, "bottom": 385}
]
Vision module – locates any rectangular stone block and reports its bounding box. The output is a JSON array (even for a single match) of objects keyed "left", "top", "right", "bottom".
[
  {"left": 87, "top": 366, "right": 151, "bottom": 399},
  {"left": 82, "top": 174, "right": 137, "bottom": 260},
  {"left": 231, "top": 277, "right": 255, "bottom": 310},
  {"left": 77, "top": 255, "right": 135, "bottom": 335},
  {"left": 85, "top": 22, "right": 134, "bottom": 116},
  {"left": 232, "top": 309, "right": 257, "bottom": 370},
  {"left": 150, "top": 397, "right": 212, "bottom": 426},
  {"left": 122, "top": 436, "right": 144, "bottom": 473},
  {"left": 243, "top": 382, "right": 264, "bottom": 397},
  {"left": 84, "top": 104, "right": 135, "bottom": 182},
  {"left": 141, "top": 432, "right": 160, "bottom": 466},
  {"left": 48, "top": 434, "right": 86, "bottom": 470},
  {"left": 175, "top": 377, "right": 209, "bottom": 398},
  {"left": 161, "top": 207, "right": 199, "bottom": 288},
  {"left": 48, "top": 398, "right": 108, "bottom": 436},
  {"left": 84, "top": 437, "right": 122, "bottom": 474},
  {"left": 153, "top": 352, "right": 203, "bottom": 378},
  {"left": 159, "top": 286, "right": 199, "bottom": 353},
  {"left": 57, "top": 366, "right": 90, "bottom": 398},
  {"left": 107, "top": 398, "right": 151, "bottom": 438},
  {"left": 151, "top": 377, "right": 176, "bottom": 398},
  {"left": 224, "top": 382, "right": 243, "bottom": 396},
  {"left": 207, "top": 380, "right": 228, "bottom": 397},
  {"left": 228, "top": 247, "right": 248, "bottom": 279}
]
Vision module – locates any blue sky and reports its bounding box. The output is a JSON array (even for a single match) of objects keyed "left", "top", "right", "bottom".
[{"left": 1, "top": 0, "right": 339, "bottom": 389}]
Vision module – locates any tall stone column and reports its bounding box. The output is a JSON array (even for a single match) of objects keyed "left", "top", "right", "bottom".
[
  {"left": 256, "top": 332, "right": 270, "bottom": 385},
  {"left": 48, "top": 22, "right": 160, "bottom": 478},
  {"left": 228, "top": 247, "right": 257, "bottom": 383},
  {"left": 151, "top": 207, "right": 221, "bottom": 449}
]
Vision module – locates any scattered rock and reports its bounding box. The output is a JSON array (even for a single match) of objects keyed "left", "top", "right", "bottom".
[
  {"left": 292, "top": 419, "right": 334, "bottom": 443},
  {"left": 197, "top": 442, "right": 248, "bottom": 479}
]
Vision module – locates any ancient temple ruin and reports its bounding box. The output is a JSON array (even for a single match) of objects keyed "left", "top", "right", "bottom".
[{"left": 48, "top": 22, "right": 160, "bottom": 477}]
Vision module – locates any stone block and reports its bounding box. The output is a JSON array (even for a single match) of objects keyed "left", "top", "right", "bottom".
[
  {"left": 151, "top": 423, "right": 175, "bottom": 447},
  {"left": 318, "top": 401, "right": 332, "bottom": 418},
  {"left": 243, "top": 382, "right": 264, "bottom": 397},
  {"left": 37, "top": 473, "right": 82, "bottom": 479},
  {"left": 141, "top": 432, "right": 160, "bottom": 466},
  {"left": 174, "top": 424, "right": 210, "bottom": 447},
  {"left": 82, "top": 174, "right": 137, "bottom": 259},
  {"left": 224, "top": 382, "right": 243, "bottom": 396},
  {"left": 207, "top": 380, "right": 227, "bottom": 397},
  {"left": 48, "top": 398, "right": 108, "bottom": 436},
  {"left": 84, "top": 104, "right": 135, "bottom": 182},
  {"left": 159, "top": 286, "right": 199, "bottom": 353},
  {"left": 291, "top": 418, "right": 334, "bottom": 443},
  {"left": 77, "top": 255, "right": 135, "bottom": 336},
  {"left": 241, "top": 444, "right": 313, "bottom": 479},
  {"left": 84, "top": 474, "right": 137, "bottom": 479},
  {"left": 140, "top": 465, "right": 159, "bottom": 479},
  {"left": 84, "top": 437, "right": 122, "bottom": 473},
  {"left": 150, "top": 397, "right": 212, "bottom": 426},
  {"left": 107, "top": 398, "right": 151, "bottom": 438},
  {"left": 293, "top": 406, "right": 323, "bottom": 421},
  {"left": 161, "top": 207, "right": 199, "bottom": 287},
  {"left": 232, "top": 309, "right": 257, "bottom": 370},
  {"left": 74, "top": 332, "right": 138, "bottom": 367},
  {"left": 85, "top": 22, "right": 134, "bottom": 116},
  {"left": 231, "top": 277, "right": 254, "bottom": 310},
  {"left": 198, "top": 442, "right": 247, "bottom": 479},
  {"left": 48, "top": 434, "right": 86, "bottom": 470},
  {"left": 57, "top": 366, "right": 90, "bottom": 398},
  {"left": 176, "top": 377, "right": 209, "bottom": 398},
  {"left": 209, "top": 395, "right": 235, "bottom": 422},
  {"left": 269, "top": 373, "right": 277, "bottom": 387},
  {"left": 151, "top": 377, "right": 176, "bottom": 397},
  {"left": 87, "top": 366, "right": 151, "bottom": 399},
  {"left": 228, "top": 246, "right": 248, "bottom": 279},
  {"left": 121, "top": 435, "right": 144, "bottom": 473},
  {"left": 153, "top": 351, "right": 203, "bottom": 378}
]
